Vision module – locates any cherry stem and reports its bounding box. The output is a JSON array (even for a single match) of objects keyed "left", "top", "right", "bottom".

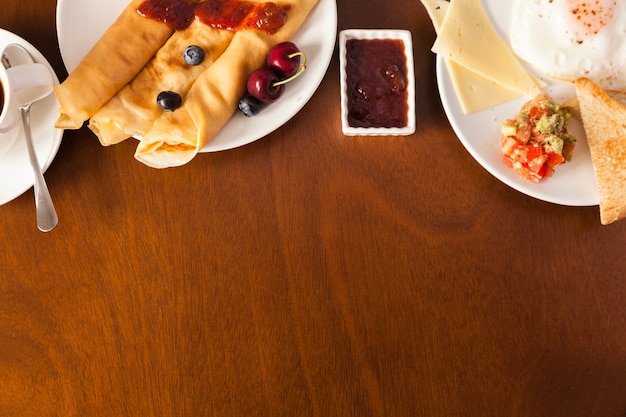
[{"left": 273, "top": 51, "right": 308, "bottom": 87}]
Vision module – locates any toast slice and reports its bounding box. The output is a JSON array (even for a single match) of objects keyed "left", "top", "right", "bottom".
[
  {"left": 564, "top": 89, "right": 626, "bottom": 121},
  {"left": 574, "top": 77, "right": 626, "bottom": 224}
]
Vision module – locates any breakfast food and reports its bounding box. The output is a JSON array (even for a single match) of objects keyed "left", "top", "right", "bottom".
[
  {"left": 133, "top": 0, "right": 319, "bottom": 168},
  {"left": 238, "top": 42, "right": 306, "bottom": 116},
  {"left": 267, "top": 42, "right": 304, "bottom": 78},
  {"left": 88, "top": 19, "right": 234, "bottom": 145},
  {"left": 423, "top": 0, "right": 626, "bottom": 222},
  {"left": 248, "top": 42, "right": 306, "bottom": 103},
  {"left": 500, "top": 94, "right": 576, "bottom": 183},
  {"left": 511, "top": 0, "right": 626, "bottom": 90},
  {"left": 574, "top": 77, "right": 626, "bottom": 224},
  {"left": 420, "top": 0, "right": 525, "bottom": 114},
  {"left": 54, "top": 0, "right": 176, "bottom": 129},
  {"left": 425, "top": 0, "right": 543, "bottom": 114},
  {"left": 344, "top": 38, "right": 409, "bottom": 128},
  {"left": 55, "top": 0, "right": 320, "bottom": 168}
]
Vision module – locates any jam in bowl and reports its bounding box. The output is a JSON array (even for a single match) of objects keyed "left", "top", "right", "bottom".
[{"left": 339, "top": 29, "right": 415, "bottom": 136}]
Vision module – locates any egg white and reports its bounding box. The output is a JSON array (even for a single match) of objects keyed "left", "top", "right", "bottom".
[{"left": 510, "top": 0, "right": 626, "bottom": 90}]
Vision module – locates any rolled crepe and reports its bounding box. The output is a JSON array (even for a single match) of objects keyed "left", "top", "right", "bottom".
[
  {"left": 135, "top": 0, "right": 320, "bottom": 168},
  {"left": 54, "top": 0, "right": 174, "bottom": 129},
  {"left": 88, "top": 20, "right": 234, "bottom": 145}
]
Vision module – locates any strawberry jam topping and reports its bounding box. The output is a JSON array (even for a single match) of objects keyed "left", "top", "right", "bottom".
[{"left": 137, "top": 0, "right": 288, "bottom": 33}]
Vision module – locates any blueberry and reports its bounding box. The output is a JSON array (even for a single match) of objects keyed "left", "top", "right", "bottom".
[
  {"left": 238, "top": 95, "right": 264, "bottom": 117},
  {"left": 157, "top": 91, "right": 182, "bottom": 112},
  {"left": 184, "top": 45, "right": 205, "bottom": 66}
]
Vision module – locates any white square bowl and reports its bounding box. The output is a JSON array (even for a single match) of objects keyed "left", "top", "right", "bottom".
[{"left": 339, "top": 29, "right": 416, "bottom": 136}]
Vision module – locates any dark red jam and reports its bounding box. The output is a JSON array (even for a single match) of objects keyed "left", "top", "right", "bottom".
[
  {"left": 137, "top": 0, "right": 287, "bottom": 33},
  {"left": 194, "top": 0, "right": 255, "bottom": 31},
  {"left": 243, "top": 3, "right": 288, "bottom": 34},
  {"left": 137, "top": 0, "right": 197, "bottom": 30},
  {"left": 345, "top": 39, "right": 409, "bottom": 129}
]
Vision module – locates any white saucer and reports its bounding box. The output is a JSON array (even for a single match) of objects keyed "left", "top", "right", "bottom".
[{"left": 0, "top": 29, "right": 63, "bottom": 206}]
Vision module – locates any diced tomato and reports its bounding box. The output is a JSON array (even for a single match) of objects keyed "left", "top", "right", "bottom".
[
  {"left": 546, "top": 152, "right": 565, "bottom": 168},
  {"left": 513, "top": 163, "right": 541, "bottom": 183},
  {"left": 502, "top": 154, "right": 514, "bottom": 168},
  {"left": 501, "top": 137, "right": 518, "bottom": 156},
  {"left": 542, "top": 165, "right": 554, "bottom": 178},
  {"left": 512, "top": 146, "right": 527, "bottom": 162},
  {"left": 526, "top": 144, "right": 543, "bottom": 162},
  {"left": 516, "top": 124, "right": 532, "bottom": 144},
  {"left": 529, "top": 106, "right": 550, "bottom": 121},
  {"left": 499, "top": 94, "right": 575, "bottom": 183},
  {"left": 527, "top": 153, "right": 548, "bottom": 174}
]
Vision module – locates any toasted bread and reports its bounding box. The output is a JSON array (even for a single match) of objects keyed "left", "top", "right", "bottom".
[
  {"left": 574, "top": 77, "right": 626, "bottom": 224},
  {"left": 564, "top": 89, "right": 626, "bottom": 122}
]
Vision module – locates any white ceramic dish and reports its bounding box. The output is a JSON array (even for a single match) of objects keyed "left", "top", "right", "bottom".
[
  {"left": 0, "top": 29, "right": 63, "bottom": 206},
  {"left": 339, "top": 29, "right": 415, "bottom": 136},
  {"left": 56, "top": 0, "right": 337, "bottom": 153},
  {"left": 436, "top": 0, "right": 599, "bottom": 206}
]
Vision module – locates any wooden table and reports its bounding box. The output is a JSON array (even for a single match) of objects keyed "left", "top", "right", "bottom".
[{"left": 1, "top": 1, "right": 625, "bottom": 416}]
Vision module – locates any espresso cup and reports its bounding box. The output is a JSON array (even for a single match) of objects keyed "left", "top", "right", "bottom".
[{"left": 0, "top": 52, "right": 54, "bottom": 157}]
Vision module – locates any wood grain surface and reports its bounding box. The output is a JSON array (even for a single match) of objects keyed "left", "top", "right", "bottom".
[{"left": 1, "top": 0, "right": 625, "bottom": 416}]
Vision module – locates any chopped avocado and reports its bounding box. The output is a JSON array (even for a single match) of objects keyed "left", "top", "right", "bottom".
[
  {"left": 543, "top": 100, "right": 559, "bottom": 113},
  {"left": 501, "top": 123, "right": 517, "bottom": 137},
  {"left": 537, "top": 113, "right": 564, "bottom": 135},
  {"left": 544, "top": 134, "right": 564, "bottom": 154},
  {"left": 500, "top": 93, "right": 577, "bottom": 182}
]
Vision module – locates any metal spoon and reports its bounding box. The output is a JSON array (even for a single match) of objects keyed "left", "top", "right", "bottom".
[{"left": 2, "top": 43, "right": 57, "bottom": 232}]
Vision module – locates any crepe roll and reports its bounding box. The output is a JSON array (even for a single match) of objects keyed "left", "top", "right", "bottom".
[
  {"left": 88, "top": 20, "right": 234, "bottom": 145},
  {"left": 134, "top": 0, "right": 320, "bottom": 168},
  {"left": 54, "top": 0, "right": 175, "bottom": 129}
]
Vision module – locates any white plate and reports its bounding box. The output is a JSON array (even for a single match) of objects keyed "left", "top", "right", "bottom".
[
  {"left": 56, "top": 0, "right": 337, "bottom": 153},
  {"left": 436, "top": 0, "right": 599, "bottom": 206},
  {"left": 0, "top": 29, "right": 63, "bottom": 206}
]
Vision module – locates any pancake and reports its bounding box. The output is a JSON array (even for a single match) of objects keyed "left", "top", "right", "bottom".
[
  {"left": 54, "top": 0, "right": 176, "bottom": 129},
  {"left": 134, "top": 0, "right": 320, "bottom": 168},
  {"left": 88, "top": 19, "right": 234, "bottom": 145}
]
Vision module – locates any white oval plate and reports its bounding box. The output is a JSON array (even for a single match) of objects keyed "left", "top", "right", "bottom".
[
  {"left": 436, "top": 0, "right": 599, "bottom": 206},
  {"left": 0, "top": 29, "right": 63, "bottom": 206},
  {"left": 56, "top": 0, "right": 337, "bottom": 153}
]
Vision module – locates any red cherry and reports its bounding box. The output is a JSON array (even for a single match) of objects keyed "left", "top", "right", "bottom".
[
  {"left": 247, "top": 67, "right": 285, "bottom": 104},
  {"left": 267, "top": 42, "right": 302, "bottom": 79}
]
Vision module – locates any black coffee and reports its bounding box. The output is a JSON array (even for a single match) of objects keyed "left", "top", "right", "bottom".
[{"left": 0, "top": 81, "right": 4, "bottom": 116}]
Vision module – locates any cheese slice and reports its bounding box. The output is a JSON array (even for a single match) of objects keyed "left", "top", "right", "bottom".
[
  {"left": 420, "top": 0, "right": 522, "bottom": 113},
  {"left": 431, "top": 0, "right": 541, "bottom": 97},
  {"left": 446, "top": 62, "right": 523, "bottom": 114},
  {"left": 420, "top": 0, "right": 449, "bottom": 28}
]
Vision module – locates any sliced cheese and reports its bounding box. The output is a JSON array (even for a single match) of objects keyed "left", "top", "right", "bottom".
[
  {"left": 420, "top": 0, "right": 449, "bottom": 29},
  {"left": 421, "top": 0, "right": 522, "bottom": 113},
  {"left": 446, "top": 61, "right": 522, "bottom": 114},
  {"left": 431, "top": 0, "right": 541, "bottom": 97}
]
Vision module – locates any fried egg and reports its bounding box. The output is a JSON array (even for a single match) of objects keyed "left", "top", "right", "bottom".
[{"left": 510, "top": 0, "right": 626, "bottom": 90}]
